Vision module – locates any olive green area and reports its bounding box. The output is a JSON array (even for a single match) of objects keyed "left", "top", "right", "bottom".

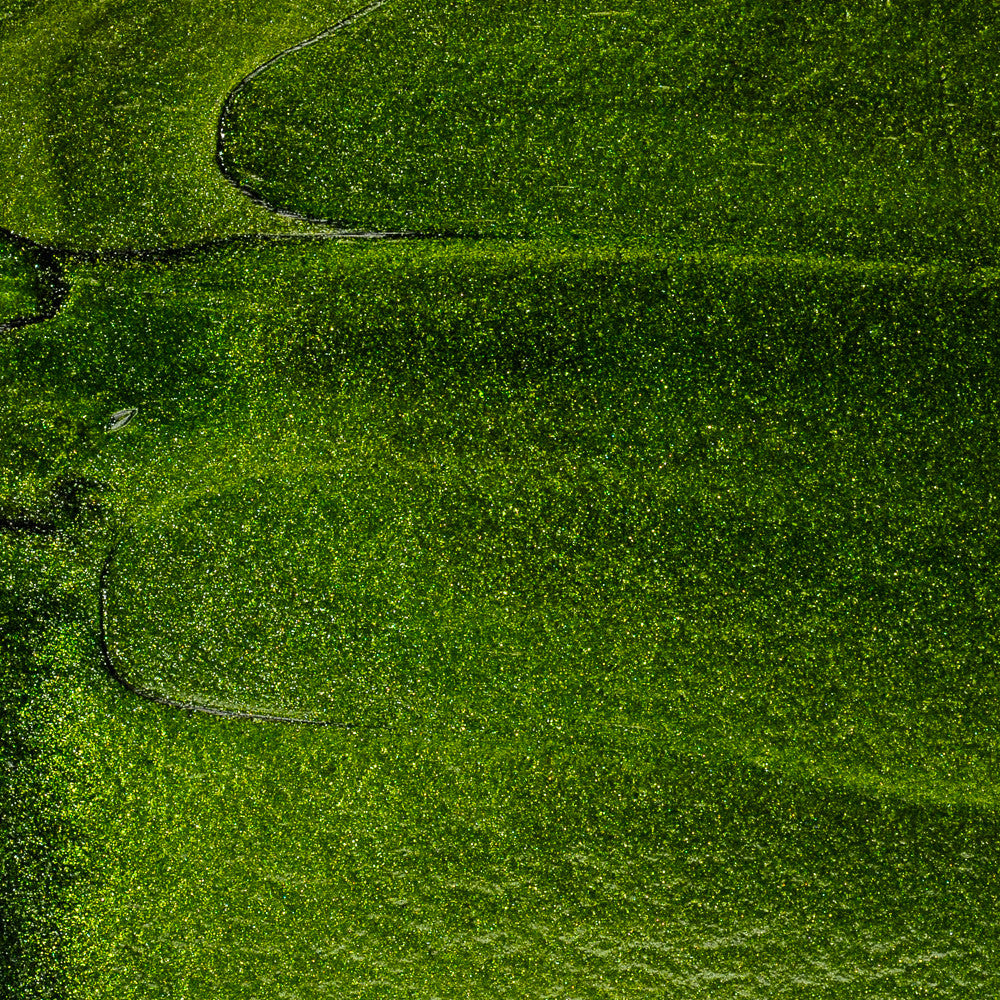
[
  {"left": 94, "top": 242, "right": 1000, "bottom": 809},
  {"left": 223, "top": 0, "right": 1000, "bottom": 260},
  {"left": 0, "top": 236, "right": 39, "bottom": 322},
  {"left": 0, "top": 0, "right": 360, "bottom": 248},
  {"left": 3, "top": 0, "right": 1000, "bottom": 993},
  {"left": 20, "top": 663, "right": 1000, "bottom": 999},
  {"left": 3, "top": 237, "right": 1000, "bottom": 995}
]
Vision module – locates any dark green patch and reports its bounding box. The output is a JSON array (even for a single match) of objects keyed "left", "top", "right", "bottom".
[
  {"left": 4, "top": 231, "right": 1000, "bottom": 995},
  {"left": 224, "top": 0, "right": 999, "bottom": 261},
  {"left": 2, "top": 0, "right": 1000, "bottom": 994},
  {"left": 0, "top": 236, "right": 43, "bottom": 325},
  {"left": 9, "top": 237, "right": 996, "bottom": 799}
]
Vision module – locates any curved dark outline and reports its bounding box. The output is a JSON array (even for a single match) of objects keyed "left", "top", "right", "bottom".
[
  {"left": 216, "top": 0, "right": 397, "bottom": 228},
  {"left": 98, "top": 541, "right": 341, "bottom": 725},
  {"left": 0, "top": 228, "right": 71, "bottom": 334},
  {"left": 215, "top": 0, "right": 475, "bottom": 239},
  {"left": 2, "top": 0, "right": 483, "bottom": 724},
  {"left": 0, "top": 225, "right": 446, "bottom": 345}
]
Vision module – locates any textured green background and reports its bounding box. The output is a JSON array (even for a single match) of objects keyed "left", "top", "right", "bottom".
[{"left": 1, "top": 0, "right": 998, "bottom": 997}]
